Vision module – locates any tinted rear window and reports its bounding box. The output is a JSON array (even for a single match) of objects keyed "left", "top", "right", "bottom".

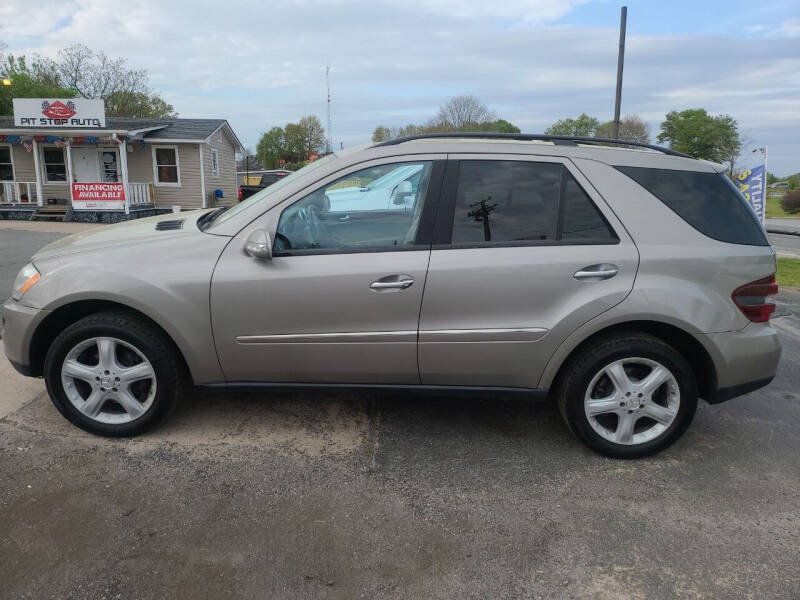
[
  {"left": 616, "top": 166, "right": 768, "bottom": 246},
  {"left": 450, "top": 160, "right": 617, "bottom": 245}
]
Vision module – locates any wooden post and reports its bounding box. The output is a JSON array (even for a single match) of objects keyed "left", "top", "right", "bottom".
[
  {"left": 199, "top": 143, "right": 207, "bottom": 208},
  {"left": 118, "top": 137, "right": 130, "bottom": 215},
  {"left": 31, "top": 138, "right": 44, "bottom": 206},
  {"left": 65, "top": 141, "right": 74, "bottom": 207}
]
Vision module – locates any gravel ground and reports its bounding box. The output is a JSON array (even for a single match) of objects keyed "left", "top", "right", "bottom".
[{"left": 1, "top": 224, "right": 799, "bottom": 599}]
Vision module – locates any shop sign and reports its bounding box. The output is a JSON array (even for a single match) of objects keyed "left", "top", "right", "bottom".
[
  {"left": 13, "top": 98, "right": 106, "bottom": 128},
  {"left": 71, "top": 182, "right": 125, "bottom": 210}
]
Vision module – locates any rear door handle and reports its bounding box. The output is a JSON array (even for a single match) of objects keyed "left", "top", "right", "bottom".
[
  {"left": 574, "top": 264, "right": 619, "bottom": 281},
  {"left": 370, "top": 274, "right": 415, "bottom": 291}
]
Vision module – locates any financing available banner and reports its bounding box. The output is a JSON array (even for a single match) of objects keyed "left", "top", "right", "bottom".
[
  {"left": 71, "top": 182, "right": 125, "bottom": 210},
  {"left": 736, "top": 164, "right": 766, "bottom": 223}
]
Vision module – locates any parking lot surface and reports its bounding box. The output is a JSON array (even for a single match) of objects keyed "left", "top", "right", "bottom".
[{"left": 1, "top": 224, "right": 799, "bottom": 599}]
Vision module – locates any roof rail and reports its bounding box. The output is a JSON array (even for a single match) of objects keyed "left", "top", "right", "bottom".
[{"left": 372, "top": 132, "right": 691, "bottom": 158}]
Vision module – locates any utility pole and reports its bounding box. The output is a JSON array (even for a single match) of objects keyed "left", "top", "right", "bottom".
[
  {"left": 612, "top": 6, "right": 627, "bottom": 140},
  {"left": 326, "top": 65, "right": 332, "bottom": 154}
]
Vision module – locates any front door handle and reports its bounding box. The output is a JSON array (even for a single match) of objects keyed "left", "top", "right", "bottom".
[
  {"left": 574, "top": 264, "right": 619, "bottom": 281},
  {"left": 370, "top": 274, "right": 415, "bottom": 291}
]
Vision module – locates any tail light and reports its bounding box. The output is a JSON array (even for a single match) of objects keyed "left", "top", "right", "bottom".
[
  {"left": 732, "top": 275, "right": 778, "bottom": 323},
  {"left": 238, "top": 186, "right": 243, "bottom": 201}
]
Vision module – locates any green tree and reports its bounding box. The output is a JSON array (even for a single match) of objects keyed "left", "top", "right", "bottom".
[
  {"left": 286, "top": 115, "right": 325, "bottom": 160},
  {"left": 545, "top": 113, "right": 600, "bottom": 137},
  {"left": 0, "top": 72, "right": 76, "bottom": 115},
  {"left": 256, "top": 126, "right": 287, "bottom": 168},
  {"left": 0, "top": 55, "right": 76, "bottom": 115},
  {"left": 596, "top": 115, "right": 650, "bottom": 143},
  {"left": 372, "top": 125, "right": 392, "bottom": 143},
  {"left": 104, "top": 90, "right": 176, "bottom": 118},
  {"left": 370, "top": 96, "right": 520, "bottom": 142},
  {"left": 657, "top": 109, "right": 741, "bottom": 165},
  {"left": 484, "top": 119, "right": 521, "bottom": 134},
  {"left": 1, "top": 45, "right": 174, "bottom": 118}
]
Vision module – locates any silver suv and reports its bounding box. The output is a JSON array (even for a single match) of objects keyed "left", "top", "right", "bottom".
[{"left": 3, "top": 134, "right": 781, "bottom": 458}]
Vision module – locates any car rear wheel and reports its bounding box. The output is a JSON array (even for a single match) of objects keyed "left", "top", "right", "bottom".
[
  {"left": 44, "top": 310, "right": 183, "bottom": 437},
  {"left": 556, "top": 332, "right": 698, "bottom": 459}
]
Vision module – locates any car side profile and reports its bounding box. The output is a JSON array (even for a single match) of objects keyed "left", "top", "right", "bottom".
[{"left": 3, "top": 133, "right": 781, "bottom": 458}]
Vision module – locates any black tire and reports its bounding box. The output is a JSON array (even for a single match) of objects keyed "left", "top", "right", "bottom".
[
  {"left": 556, "top": 331, "right": 698, "bottom": 459},
  {"left": 44, "top": 310, "right": 184, "bottom": 437}
]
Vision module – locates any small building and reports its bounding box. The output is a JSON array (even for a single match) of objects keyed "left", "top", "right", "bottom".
[{"left": 0, "top": 98, "right": 244, "bottom": 221}]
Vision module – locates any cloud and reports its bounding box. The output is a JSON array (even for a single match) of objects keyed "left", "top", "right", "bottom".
[
  {"left": 1, "top": 0, "right": 799, "bottom": 173},
  {"left": 776, "top": 17, "right": 800, "bottom": 38}
]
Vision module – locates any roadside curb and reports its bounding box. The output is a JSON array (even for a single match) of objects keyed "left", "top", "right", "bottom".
[{"left": 767, "top": 227, "right": 800, "bottom": 237}]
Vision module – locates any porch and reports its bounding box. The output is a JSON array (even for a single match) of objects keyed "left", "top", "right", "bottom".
[
  {"left": 1, "top": 180, "right": 154, "bottom": 207},
  {"left": 0, "top": 134, "right": 158, "bottom": 220}
]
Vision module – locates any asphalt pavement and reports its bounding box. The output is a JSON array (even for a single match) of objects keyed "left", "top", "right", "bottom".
[{"left": 1, "top": 224, "right": 799, "bottom": 599}]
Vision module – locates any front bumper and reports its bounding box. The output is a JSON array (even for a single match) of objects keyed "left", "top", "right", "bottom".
[
  {"left": 2, "top": 299, "right": 46, "bottom": 377},
  {"left": 697, "top": 322, "right": 782, "bottom": 404}
]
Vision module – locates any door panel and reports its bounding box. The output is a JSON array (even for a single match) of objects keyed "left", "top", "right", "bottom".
[
  {"left": 211, "top": 250, "right": 430, "bottom": 383},
  {"left": 418, "top": 155, "right": 639, "bottom": 389},
  {"left": 211, "top": 156, "right": 445, "bottom": 384},
  {"left": 73, "top": 148, "right": 99, "bottom": 182}
]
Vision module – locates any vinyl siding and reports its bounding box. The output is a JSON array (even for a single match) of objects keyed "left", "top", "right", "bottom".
[
  {"left": 202, "top": 127, "right": 237, "bottom": 206},
  {"left": 127, "top": 142, "right": 204, "bottom": 209},
  {"left": 10, "top": 143, "right": 75, "bottom": 202},
  {"left": 4, "top": 129, "right": 238, "bottom": 209}
]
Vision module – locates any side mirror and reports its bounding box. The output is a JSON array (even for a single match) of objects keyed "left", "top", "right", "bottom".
[
  {"left": 392, "top": 180, "right": 413, "bottom": 205},
  {"left": 244, "top": 229, "right": 272, "bottom": 260}
]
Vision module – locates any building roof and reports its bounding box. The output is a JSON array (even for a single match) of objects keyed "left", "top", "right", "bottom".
[{"left": 0, "top": 116, "right": 241, "bottom": 149}]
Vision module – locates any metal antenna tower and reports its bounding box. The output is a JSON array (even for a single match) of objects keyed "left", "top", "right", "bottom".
[{"left": 326, "top": 65, "right": 332, "bottom": 154}]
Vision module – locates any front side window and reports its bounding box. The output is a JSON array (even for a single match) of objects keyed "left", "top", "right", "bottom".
[
  {"left": 154, "top": 147, "right": 179, "bottom": 185},
  {"left": 43, "top": 147, "right": 67, "bottom": 182},
  {"left": 450, "top": 160, "right": 616, "bottom": 245},
  {"left": 0, "top": 146, "right": 13, "bottom": 181},
  {"left": 275, "top": 161, "right": 433, "bottom": 254}
]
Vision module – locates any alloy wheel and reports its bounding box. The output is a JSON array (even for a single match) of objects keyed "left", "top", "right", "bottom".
[
  {"left": 60, "top": 336, "right": 157, "bottom": 424},
  {"left": 583, "top": 357, "right": 680, "bottom": 445}
]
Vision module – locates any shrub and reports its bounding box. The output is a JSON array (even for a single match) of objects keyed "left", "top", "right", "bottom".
[{"left": 781, "top": 190, "right": 800, "bottom": 214}]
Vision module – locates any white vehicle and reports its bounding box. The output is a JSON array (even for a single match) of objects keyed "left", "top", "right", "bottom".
[{"left": 324, "top": 163, "right": 424, "bottom": 211}]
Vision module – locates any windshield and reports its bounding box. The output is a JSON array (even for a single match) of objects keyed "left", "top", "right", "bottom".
[{"left": 205, "top": 154, "right": 338, "bottom": 229}]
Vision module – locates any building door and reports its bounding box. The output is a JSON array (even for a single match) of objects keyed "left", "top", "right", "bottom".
[{"left": 72, "top": 148, "right": 100, "bottom": 182}]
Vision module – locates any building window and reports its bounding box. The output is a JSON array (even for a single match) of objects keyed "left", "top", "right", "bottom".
[
  {"left": 153, "top": 146, "right": 180, "bottom": 186},
  {"left": 0, "top": 146, "right": 13, "bottom": 181},
  {"left": 43, "top": 146, "right": 67, "bottom": 182},
  {"left": 211, "top": 148, "right": 219, "bottom": 177},
  {"left": 100, "top": 150, "right": 120, "bottom": 182}
]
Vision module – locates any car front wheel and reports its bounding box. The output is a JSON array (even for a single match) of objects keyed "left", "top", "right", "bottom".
[
  {"left": 44, "top": 310, "right": 183, "bottom": 437},
  {"left": 556, "top": 332, "right": 698, "bottom": 459}
]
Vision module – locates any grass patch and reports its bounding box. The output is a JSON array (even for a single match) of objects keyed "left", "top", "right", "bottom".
[
  {"left": 777, "top": 258, "right": 800, "bottom": 288},
  {"left": 766, "top": 193, "right": 800, "bottom": 219}
]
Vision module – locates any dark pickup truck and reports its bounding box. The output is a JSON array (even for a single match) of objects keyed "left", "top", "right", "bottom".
[{"left": 238, "top": 169, "right": 293, "bottom": 201}]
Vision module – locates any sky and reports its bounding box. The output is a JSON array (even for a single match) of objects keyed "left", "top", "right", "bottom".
[{"left": 1, "top": 0, "right": 799, "bottom": 174}]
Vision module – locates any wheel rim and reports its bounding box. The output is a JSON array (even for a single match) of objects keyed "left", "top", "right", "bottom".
[
  {"left": 60, "top": 336, "right": 157, "bottom": 425},
  {"left": 583, "top": 357, "right": 680, "bottom": 446}
]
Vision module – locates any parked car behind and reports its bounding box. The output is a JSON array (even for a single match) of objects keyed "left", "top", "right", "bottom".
[
  {"left": 4, "top": 133, "right": 780, "bottom": 458},
  {"left": 238, "top": 169, "right": 293, "bottom": 201}
]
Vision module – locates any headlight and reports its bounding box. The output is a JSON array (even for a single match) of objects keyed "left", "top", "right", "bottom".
[{"left": 12, "top": 263, "right": 40, "bottom": 301}]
